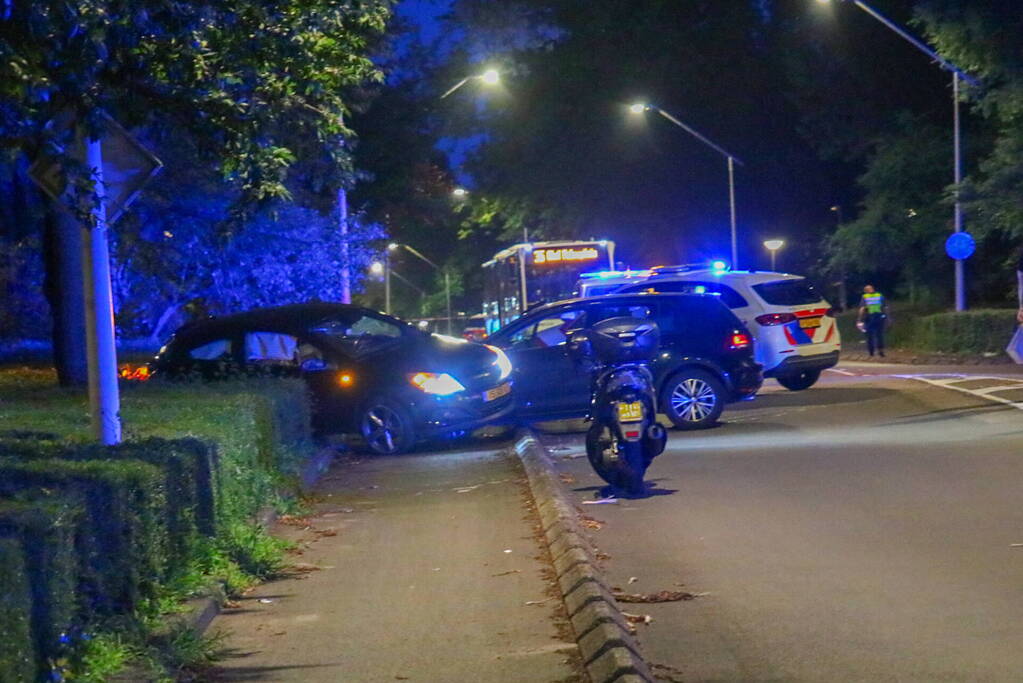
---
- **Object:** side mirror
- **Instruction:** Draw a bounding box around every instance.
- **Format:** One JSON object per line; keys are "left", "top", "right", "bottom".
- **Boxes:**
{"left": 300, "top": 358, "right": 329, "bottom": 373}
{"left": 568, "top": 331, "right": 592, "bottom": 357}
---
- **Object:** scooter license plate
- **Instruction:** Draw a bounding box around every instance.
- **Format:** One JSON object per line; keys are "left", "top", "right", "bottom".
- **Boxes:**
{"left": 616, "top": 401, "right": 644, "bottom": 423}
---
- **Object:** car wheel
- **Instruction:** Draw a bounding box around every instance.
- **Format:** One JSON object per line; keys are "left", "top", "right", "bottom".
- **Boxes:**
{"left": 660, "top": 369, "right": 725, "bottom": 430}
{"left": 776, "top": 370, "right": 820, "bottom": 391}
{"left": 358, "top": 397, "right": 416, "bottom": 454}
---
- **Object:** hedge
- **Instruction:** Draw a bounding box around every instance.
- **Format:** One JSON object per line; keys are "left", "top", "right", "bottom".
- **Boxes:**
{"left": 0, "top": 373, "right": 315, "bottom": 680}
{"left": 0, "top": 499, "right": 79, "bottom": 680}
{"left": 837, "top": 307, "right": 1018, "bottom": 356}
{"left": 0, "top": 437, "right": 220, "bottom": 567}
{"left": 0, "top": 537, "right": 35, "bottom": 683}
{"left": 0, "top": 457, "right": 167, "bottom": 617}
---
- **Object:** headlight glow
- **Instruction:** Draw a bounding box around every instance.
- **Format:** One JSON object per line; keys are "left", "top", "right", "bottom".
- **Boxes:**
{"left": 410, "top": 372, "right": 466, "bottom": 396}
{"left": 486, "top": 345, "right": 512, "bottom": 380}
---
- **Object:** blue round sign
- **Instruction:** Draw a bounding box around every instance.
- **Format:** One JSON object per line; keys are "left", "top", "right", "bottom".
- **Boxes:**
{"left": 945, "top": 232, "right": 976, "bottom": 260}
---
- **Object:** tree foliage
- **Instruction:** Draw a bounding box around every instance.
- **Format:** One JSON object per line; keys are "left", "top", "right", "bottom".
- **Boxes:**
{"left": 916, "top": 0, "right": 1023, "bottom": 245}
{"left": 1, "top": 0, "right": 391, "bottom": 202}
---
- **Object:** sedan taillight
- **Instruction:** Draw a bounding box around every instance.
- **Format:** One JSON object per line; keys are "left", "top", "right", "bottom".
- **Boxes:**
{"left": 755, "top": 312, "right": 796, "bottom": 326}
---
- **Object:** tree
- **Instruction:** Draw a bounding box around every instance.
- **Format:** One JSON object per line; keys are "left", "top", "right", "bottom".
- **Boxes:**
{"left": 1, "top": 0, "right": 391, "bottom": 381}
{"left": 827, "top": 114, "right": 952, "bottom": 305}
{"left": 916, "top": 1, "right": 1023, "bottom": 249}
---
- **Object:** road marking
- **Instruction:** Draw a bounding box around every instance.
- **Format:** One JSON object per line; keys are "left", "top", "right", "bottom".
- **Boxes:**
{"left": 896, "top": 373, "right": 1023, "bottom": 412}
{"left": 827, "top": 368, "right": 859, "bottom": 377}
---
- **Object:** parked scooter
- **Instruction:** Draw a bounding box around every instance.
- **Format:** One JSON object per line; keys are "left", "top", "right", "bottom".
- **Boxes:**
{"left": 570, "top": 317, "right": 667, "bottom": 495}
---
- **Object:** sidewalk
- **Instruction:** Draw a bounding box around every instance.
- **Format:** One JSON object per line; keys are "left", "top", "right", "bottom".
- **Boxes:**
{"left": 209, "top": 442, "right": 582, "bottom": 682}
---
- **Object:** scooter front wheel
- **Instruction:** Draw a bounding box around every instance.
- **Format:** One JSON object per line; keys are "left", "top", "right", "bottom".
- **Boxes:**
{"left": 585, "top": 423, "right": 647, "bottom": 495}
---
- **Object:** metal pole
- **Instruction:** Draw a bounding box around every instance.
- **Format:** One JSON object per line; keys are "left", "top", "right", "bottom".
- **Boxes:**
{"left": 445, "top": 270, "right": 452, "bottom": 335}
{"left": 728, "top": 157, "right": 738, "bottom": 268}
{"left": 338, "top": 187, "right": 351, "bottom": 304}
{"left": 384, "top": 251, "right": 391, "bottom": 314}
{"left": 953, "top": 73, "right": 966, "bottom": 311}
{"left": 83, "top": 135, "right": 122, "bottom": 445}
{"left": 440, "top": 77, "right": 470, "bottom": 99}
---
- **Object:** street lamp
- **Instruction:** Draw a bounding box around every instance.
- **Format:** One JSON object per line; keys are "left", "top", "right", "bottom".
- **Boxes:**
{"left": 629, "top": 102, "right": 745, "bottom": 268}
{"left": 816, "top": 0, "right": 980, "bottom": 311}
{"left": 389, "top": 243, "right": 453, "bottom": 334}
{"left": 441, "top": 68, "right": 501, "bottom": 99}
{"left": 452, "top": 187, "right": 469, "bottom": 198}
{"left": 763, "top": 239, "right": 785, "bottom": 271}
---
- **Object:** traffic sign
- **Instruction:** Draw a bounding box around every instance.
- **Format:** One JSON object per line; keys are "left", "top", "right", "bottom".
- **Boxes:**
{"left": 28, "top": 110, "right": 162, "bottom": 225}
{"left": 945, "top": 232, "right": 976, "bottom": 260}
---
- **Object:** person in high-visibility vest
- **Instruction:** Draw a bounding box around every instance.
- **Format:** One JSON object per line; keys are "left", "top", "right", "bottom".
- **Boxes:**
{"left": 858, "top": 284, "right": 889, "bottom": 357}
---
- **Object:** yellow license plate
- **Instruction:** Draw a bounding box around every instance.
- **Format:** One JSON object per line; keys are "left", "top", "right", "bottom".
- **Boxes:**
{"left": 617, "top": 401, "right": 644, "bottom": 423}
{"left": 799, "top": 317, "right": 821, "bottom": 330}
{"left": 484, "top": 383, "right": 511, "bottom": 402}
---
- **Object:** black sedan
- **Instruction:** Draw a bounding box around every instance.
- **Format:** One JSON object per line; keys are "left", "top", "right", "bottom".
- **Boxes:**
{"left": 151, "top": 303, "right": 514, "bottom": 453}
{"left": 487, "top": 293, "right": 762, "bottom": 429}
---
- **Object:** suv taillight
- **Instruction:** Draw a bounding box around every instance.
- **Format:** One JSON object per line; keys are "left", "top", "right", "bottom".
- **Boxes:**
{"left": 755, "top": 312, "right": 796, "bottom": 326}
{"left": 728, "top": 332, "right": 751, "bottom": 350}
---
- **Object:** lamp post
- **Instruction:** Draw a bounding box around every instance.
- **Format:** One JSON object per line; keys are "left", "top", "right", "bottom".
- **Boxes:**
{"left": 830, "top": 205, "right": 849, "bottom": 310}
{"left": 763, "top": 239, "right": 785, "bottom": 271}
{"left": 441, "top": 68, "right": 500, "bottom": 99}
{"left": 389, "top": 243, "right": 453, "bottom": 334}
{"left": 815, "top": 0, "right": 979, "bottom": 311}
{"left": 630, "top": 103, "right": 744, "bottom": 268}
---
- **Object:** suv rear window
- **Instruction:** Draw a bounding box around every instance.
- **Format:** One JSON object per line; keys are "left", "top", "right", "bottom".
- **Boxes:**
{"left": 752, "top": 279, "right": 823, "bottom": 306}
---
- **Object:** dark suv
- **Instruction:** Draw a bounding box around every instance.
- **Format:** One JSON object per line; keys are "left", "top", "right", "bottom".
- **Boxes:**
{"left": 487, "top": 293, "right": 762, "bottom": 429}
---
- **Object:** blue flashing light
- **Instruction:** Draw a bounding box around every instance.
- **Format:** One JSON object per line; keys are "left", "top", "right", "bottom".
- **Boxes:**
{"left": 710, "top": 260, "right": 729, "bottom": 272}
{"left": 579, "top": 269, "right": 653, "bottom": 280}
{"left": 694, "top": 285, "right": 707, "bottom": 294}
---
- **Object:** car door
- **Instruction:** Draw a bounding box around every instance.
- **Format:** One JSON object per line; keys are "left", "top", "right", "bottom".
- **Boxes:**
{"left": 497, "top": 306, "right": 589, "bottom": 417}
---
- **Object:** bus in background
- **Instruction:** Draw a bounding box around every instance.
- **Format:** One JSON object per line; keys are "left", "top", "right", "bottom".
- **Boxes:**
{"left": 482, "top": 240, "right": 615, "bottom": 334}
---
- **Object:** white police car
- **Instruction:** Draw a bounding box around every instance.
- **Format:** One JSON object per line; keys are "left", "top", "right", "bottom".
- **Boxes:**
{"left": 613, "top": 265, "right": 840, "bottom": 390}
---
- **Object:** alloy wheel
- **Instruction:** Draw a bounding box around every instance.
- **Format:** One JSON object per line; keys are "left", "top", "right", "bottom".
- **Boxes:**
{"left": 362, "top": 404, "right": 404, "bottom": 454}
{"left": 670, "top": 378, "right": 717, "bottom": 422}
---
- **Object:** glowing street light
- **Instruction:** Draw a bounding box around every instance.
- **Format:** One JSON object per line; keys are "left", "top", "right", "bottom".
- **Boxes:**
{"left": 441, "top": 68, "right": 501, "bottom": 99}
{"left": 763, "top": 239, "right": 785, "bottom": 271}
{"left": 814, "top": 0, "right": 980, "bottom": 311}
{"left": 369, "top": 261, "right": 384, "bottom": 276}
{"left": 629, "top": 102, "right": 745, "bottom": 268}
{"left": 452, "top": 187, "right": 469, "bottom": 198}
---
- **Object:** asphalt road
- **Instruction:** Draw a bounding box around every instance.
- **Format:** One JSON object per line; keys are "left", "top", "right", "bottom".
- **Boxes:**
{"left": 540, "top": 362, "right": 1023, "bottom": 682}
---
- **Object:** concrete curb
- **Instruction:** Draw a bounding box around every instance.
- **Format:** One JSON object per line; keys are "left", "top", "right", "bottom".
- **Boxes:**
{"left": 513, "top": 428, "right": 653, "bottom": 683}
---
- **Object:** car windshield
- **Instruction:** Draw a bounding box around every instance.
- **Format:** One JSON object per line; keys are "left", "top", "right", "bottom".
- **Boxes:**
{"left": 752, "top": 279, "right": 824, "bottom": 306}
{"left": 311, "top": 314, "right": 403, "bottom": 355}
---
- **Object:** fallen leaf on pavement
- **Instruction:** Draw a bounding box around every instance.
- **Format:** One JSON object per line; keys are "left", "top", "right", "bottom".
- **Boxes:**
{"left": 289, "top": 563, "right": 325, "bottom": 573}
{"left": 278, "top": 515, "right": 313, "bottom": 527}
{"left": 314, "top": 529, "right": 338, "bottom": 537}
{"left": 579, "top": 515, "right": 604, "bottom": 530}
{"left": 558, "top": 473, "right": 576, "bottom": 484}
{"left": 492, "top": 569, "right": 521, "bottom": 577}
{"left": 525, "top": 597, "right": 555, "bottom": 606}
{"left": 628, "top": 576, "right": 638, "bottom": 584}
{"left": 224, "top": 600, "right": 241, "bottom": 609}
{"left": 613, "top": 590, "right": 697, "bottom": 603}
{"left": 622, "top": 612, "right": 653, "bottom": 625}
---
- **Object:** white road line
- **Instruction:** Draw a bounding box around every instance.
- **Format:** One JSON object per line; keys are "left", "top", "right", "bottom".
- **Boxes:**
{"left": 899, "top": 374, "right": 1023, "bottom": 412}
{"left": 827, "top": 368, "right": 858, "bottom": 377}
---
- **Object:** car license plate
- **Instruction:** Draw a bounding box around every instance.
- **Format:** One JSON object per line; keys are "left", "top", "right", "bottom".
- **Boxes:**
{"left": 799, "top": 317, "right": 821, "bottom": 330}
{"left": 617, "top": 401, "right": 644, "bottom": 423}
{"left": 484, "top": 383, "right": 511, "bottom": 402}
